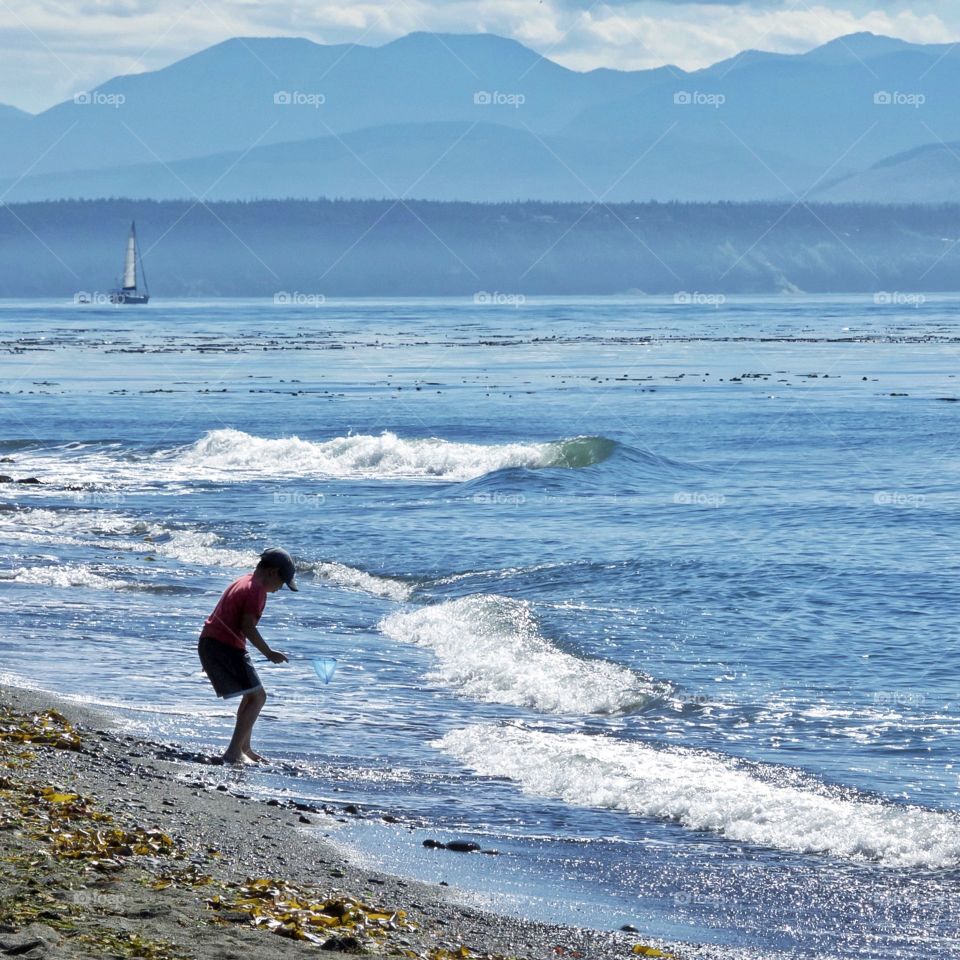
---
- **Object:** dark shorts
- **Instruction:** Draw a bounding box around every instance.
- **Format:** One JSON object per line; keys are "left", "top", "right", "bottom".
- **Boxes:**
{"left": 198, "top": 635, "right": 263, "bottom": 699}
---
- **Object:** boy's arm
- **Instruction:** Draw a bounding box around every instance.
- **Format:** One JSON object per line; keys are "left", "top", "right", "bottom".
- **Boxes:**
{"left": 241, "top": 613, "right": 288, "bottom": 663}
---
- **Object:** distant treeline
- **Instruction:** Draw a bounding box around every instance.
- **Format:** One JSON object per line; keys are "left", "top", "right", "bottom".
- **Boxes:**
{"left": 2, "top": 198, "right": 959, "bottom": 297}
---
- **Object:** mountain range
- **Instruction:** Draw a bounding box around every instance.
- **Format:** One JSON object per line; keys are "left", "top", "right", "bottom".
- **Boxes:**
{"left": 1, "top": 31, "right": 958, "bottom": 203}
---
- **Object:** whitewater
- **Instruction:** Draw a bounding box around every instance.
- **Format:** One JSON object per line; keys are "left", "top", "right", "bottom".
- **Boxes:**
{"left": 6, "top": 429, "right": 616, "bottom": 488}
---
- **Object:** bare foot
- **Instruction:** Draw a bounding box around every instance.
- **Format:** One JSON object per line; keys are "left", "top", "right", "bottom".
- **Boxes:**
{"left": 243, "top": 748, "right": 268, "bottom": 763}
{"left": 222, "top": 750, "right": 248, "bottom": 765}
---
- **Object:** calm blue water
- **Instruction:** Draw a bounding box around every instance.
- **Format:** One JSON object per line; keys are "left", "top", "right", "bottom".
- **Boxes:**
{"left": 1, "top": 296, "right": 959, "bottom": 958}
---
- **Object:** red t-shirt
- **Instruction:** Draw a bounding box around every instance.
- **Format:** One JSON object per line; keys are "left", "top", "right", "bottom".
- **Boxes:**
{"left": 202, "top": 573, "right": 266, "bottom": 650}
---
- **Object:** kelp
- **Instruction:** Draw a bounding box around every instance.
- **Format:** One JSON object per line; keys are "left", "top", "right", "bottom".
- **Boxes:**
{"left": 207, "top": 875, "right": 415, "bottom": 947}
{"left": 149, "top": 864, "right": 213, "bottom": 890}
{"left": 48, "top": 824, "right": 175, "bottom": 865}
{"left": 0, "top": 875, "right": 84, "bottom": 931}
{"left": 15, "top": 784, "right": 179, "bottom": 870}
{"left": 0, "top": 708, "right": 81, "bottom": 752}
{"left": 73, "top": 929, "right": 190, "bottom": 959}
{"left": 631, "top": 946, "right": 677, "bottom": 958}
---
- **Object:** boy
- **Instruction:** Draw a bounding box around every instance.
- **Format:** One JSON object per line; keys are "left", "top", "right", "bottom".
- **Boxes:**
{"left": 198, "top": 547, "right": 296, "bottom": 764}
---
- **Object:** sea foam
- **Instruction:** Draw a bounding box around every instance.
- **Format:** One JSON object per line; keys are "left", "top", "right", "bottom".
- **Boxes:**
{"left": 437, "top": 724, "right": 960, "bottom": 869}
{"left": 380, "top": 595, "right": 658, "bottom": 715}
{"left": 0, "top": 430, "right": 616, "bottom": 488}
{"left": 167, "top": 429, "right": 616, "bottom": 482}
{"left": 0, "top": 507, "right": 410, "bottom": 601}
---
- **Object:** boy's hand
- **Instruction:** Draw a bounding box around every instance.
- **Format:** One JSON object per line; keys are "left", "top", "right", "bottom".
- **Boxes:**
{"left": 266, "top": 649, "right": 289, "bottom": 664}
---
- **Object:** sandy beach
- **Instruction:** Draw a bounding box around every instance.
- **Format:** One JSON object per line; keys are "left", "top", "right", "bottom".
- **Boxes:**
{"left": 0, "top": 683, "right": 731, "bottom": 960}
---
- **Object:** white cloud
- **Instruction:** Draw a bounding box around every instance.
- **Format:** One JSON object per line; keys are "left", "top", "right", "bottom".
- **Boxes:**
{"left": 548, "top": 5, "right": 952, "bottom": 73}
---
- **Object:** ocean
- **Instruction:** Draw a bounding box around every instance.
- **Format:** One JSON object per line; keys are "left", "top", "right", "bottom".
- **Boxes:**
{"left": 1, "top": 295, "right": 958, "bottom": 958}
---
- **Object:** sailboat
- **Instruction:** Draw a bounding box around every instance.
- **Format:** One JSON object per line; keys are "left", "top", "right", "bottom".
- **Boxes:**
{"left": 110, "top": 221, "right": 149, "bottom": 304}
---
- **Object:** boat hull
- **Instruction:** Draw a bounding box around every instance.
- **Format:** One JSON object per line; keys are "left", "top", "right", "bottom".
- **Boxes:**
{"left": 110, "top": 290, "right": 149, "bottom": 305}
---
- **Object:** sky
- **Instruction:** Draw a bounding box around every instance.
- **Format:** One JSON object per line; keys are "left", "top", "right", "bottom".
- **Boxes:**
{"left": 0, "top": 0, "right": 954, "bottom": 113}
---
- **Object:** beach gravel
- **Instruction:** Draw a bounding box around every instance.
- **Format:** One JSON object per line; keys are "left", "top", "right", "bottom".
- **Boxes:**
{"left": 0, "top": 684, "right": 749, "bottom": 960}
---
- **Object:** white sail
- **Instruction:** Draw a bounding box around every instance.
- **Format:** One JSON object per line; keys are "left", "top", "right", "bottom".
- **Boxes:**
{"left": 123, "top": 226, "right": 137, "bottom": 290}
{"left": 110, "top": 221, "right": 149, "bottom": 304}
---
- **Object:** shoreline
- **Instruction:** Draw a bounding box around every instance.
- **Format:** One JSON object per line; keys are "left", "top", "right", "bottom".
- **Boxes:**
{"left": 0, "top": 681, "right": 741, "bottom": 960}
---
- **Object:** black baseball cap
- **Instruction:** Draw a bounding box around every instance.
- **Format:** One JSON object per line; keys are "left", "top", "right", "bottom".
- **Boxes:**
{"left": 259, "top": 547, "right": 299, "bottom": 591}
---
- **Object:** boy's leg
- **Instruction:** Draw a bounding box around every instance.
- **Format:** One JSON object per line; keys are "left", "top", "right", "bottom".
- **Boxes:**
{"left": 240, "top": 708, "right": 268, "bottom": 763}
{"left": 223, "top": 688, "right": 266, "bottom": 763}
